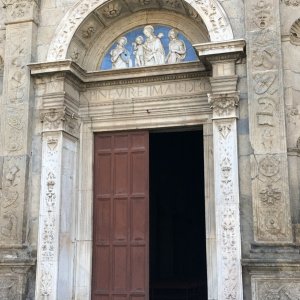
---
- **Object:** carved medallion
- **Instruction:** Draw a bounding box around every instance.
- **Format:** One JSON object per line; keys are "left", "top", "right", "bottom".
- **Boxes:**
{"left": 258, "top": 155, "right": 280, "bottom": 179}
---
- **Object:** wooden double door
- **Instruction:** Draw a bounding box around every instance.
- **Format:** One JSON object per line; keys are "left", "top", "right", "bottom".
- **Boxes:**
{"left": 93, "top": 131, "right": 149, "bottom": 300}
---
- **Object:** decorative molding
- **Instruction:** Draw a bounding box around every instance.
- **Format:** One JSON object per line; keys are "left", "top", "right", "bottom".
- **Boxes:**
{"left": 46, "top": 0, "right": 233, "bottom": 60}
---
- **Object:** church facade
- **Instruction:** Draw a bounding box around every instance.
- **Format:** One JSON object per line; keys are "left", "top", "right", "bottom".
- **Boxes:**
{"left": 0, "top": 0, "right": 300, "bottom": 299}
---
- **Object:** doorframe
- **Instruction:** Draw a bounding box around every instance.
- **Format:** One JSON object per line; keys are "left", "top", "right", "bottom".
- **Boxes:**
{"left": 75, "top": 121, "right": 216, "bottom": 300}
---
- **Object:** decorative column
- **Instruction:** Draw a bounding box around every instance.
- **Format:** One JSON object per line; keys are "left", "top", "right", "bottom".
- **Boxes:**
{"left": 194, "top": 40, "right": 245, "bottom": 300}
{"left": 34, "top": 70, "right": 80, "bottom": 299}
{"left": 245, "top": 0, "right": 293, "bottom": 243}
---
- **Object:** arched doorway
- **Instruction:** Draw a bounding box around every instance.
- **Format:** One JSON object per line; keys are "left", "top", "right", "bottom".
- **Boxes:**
{"left": 33, "top": 0, "right": 244, "bottom": 299}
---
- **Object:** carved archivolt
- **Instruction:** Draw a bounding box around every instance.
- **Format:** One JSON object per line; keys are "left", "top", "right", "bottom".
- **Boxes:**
{"left": 290, "top": 18, "right": 300, "bottom": 46}
{"left": 47, "top": 0, "right": 233, "bottom": 61}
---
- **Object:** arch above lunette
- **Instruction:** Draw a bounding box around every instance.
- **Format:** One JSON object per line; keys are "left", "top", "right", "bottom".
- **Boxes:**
{"left": 46, "top": 0, "right": 234, "bottom": 61}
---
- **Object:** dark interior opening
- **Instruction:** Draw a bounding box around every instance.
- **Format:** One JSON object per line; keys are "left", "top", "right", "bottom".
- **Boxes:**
{"left": 150, "top": 130, "right": 208, "bottom": 300}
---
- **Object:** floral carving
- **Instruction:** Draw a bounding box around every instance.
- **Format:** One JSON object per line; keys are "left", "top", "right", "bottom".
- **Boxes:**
{"left": 40, "top": 264, "right": 53, "bottom": 296}
{"left": 218, "top": 124, "right": 231, "bottom": 139}
{"left": 290, "top": 18, "right": 300, "bottom": 46}
{"left": 259, "top": 184, "right": 281, "bottom": 205}
{"left": 208, "top": 94, "right": 239, "bottom": 117}
{"left": 40, "top": 109, "right": 65, "bottom": 130}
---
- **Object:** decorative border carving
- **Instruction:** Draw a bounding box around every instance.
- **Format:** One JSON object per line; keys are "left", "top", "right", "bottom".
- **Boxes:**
{"left": 46, "top": 0, "right": 233, "bottom": 60}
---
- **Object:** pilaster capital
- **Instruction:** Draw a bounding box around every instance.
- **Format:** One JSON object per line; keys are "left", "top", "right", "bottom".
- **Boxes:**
{"left": 4, "top": 0, "right": 39, "bottom": 24}
{"left": 40, "top": 107, "right": 80, "bottom": 138}
{"left": 208, "top": 92, "right": 239, "bottom": 119}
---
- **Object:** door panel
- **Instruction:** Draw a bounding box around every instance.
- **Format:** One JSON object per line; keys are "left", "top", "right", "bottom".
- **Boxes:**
{"left": 93, "top": 132, "right": 149, "bottom": 300}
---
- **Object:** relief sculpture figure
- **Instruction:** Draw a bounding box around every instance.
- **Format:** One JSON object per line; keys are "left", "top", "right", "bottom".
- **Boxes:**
{"left": 132, "top": 36, "right": 145, "bottom": 67}
{"left": 143, "top": 25, "right": 165, "bottom": 66}
{"left": 166, "top": 29, "right": 186, "bottom": 64}
{"left": 110, "top": 37, "right": 132, "bottom": 69}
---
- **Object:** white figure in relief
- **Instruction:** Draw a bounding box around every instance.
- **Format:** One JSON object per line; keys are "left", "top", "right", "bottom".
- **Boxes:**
{"left": 166, "top": 28, "right": 186, "bottom": 64}
{"left": 110, "top": 37, "right": 132, "bottom": 69}
{"left": 143, "top": 25, "right": 165, "bottom": 66}
{"left": 132, "top": 36, "right": 145, "bottom": 67}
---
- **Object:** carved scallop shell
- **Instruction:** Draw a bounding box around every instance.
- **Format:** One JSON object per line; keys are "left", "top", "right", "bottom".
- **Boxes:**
{"left": 290, "top": 18, "right": 300, "bottom": 46}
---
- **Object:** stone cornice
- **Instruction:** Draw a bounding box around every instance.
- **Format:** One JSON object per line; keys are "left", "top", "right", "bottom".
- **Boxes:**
{"left": 193, "top": 39, "right": 246, "bottom": 63}
{"left": 29, "top": 60, "right": 210, "bottom": 88}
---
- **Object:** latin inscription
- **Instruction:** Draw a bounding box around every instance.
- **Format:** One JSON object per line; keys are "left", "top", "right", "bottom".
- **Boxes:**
{"left": 84, "top": 79, "right": 211, "bottom": 102}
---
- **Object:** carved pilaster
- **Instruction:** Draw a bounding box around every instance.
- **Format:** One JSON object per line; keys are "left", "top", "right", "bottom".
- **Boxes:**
{"left": 35, "top": 71, "right": 80, "bottom": 299}
{"left": 194, "top": 40, "right": 245, "bottom": 300}
{"left": 0, "top": 0, "right": 37, "bottom": 252}
{"left": 211, "top": 94, "right": 243, "bottom": 300}
{"left": 35, "top": 130, "right": 77, "bottom": 299}
{"left": 245, "top": 0, "right": 293, "bottom": 243}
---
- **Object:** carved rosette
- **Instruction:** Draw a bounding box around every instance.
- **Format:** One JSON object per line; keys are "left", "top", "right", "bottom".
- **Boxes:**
{"left": 246, "top": 0, "right": 293, "bottom": 243}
